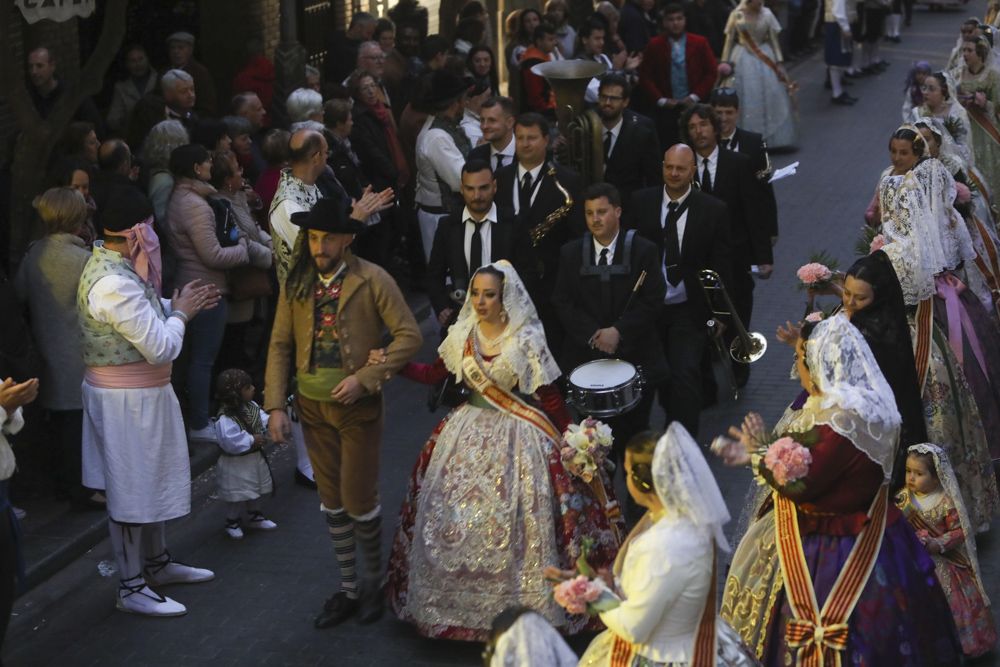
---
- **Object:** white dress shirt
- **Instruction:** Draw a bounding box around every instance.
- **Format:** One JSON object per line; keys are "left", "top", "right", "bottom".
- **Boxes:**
{"left": 463, "top": 202, "right": 499, "bottom": 270}
{"left": 697, "top": 146, "right": 719, "bottom": 191}
{"left": 490, "top": 135, "right": 516, "bottom": 172}
{"left": 592, "top": 231, "right": 619, "bottom": 265}
{"left": 585, "top": 53, "right": 614, "bottom": 103}
{"left": 415, "top": 115, "right": 466, "bottom": 207}
{"left": 87, "top": 274, "right": 185, "bottom": 366}
{"left": 721, "top": 132, "right": 739, "bottom": 152}
{"left": 513, "top": 162, "right": 545, "bottom": 214}
{"left": 661, "top": 185, "right": 692, "bottom": 304}
{"left": 461, "top": 108, "right": 483, "bottom": 146}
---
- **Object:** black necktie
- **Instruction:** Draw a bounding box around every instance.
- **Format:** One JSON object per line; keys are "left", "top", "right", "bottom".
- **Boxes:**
{"left": 701, "top": 158, "right": 712, "bottom": 194}
{"left": 494, "top": 154, "right": 504, "bottom": 172}
{"left": 604, "top": 130, "right": 613, "bottom": 160}
{"left": 598, "top": 247, "right": 609, "bottom": 266}
{"left": 469, "top": 220, "right": 484, "bottom": 274}
{"left": 520, "top": 171, "right": 534, "bottom": 211}
{"left": 664, "top": 200, "right": 688, "bottom": 286}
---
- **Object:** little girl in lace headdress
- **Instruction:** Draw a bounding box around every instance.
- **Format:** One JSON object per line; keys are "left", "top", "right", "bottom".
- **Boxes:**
{"left": 214, "top": 369, "right": 277, "bottom": 540}
{"left": 896, "top": 444, "right": 997, "bottom": 657}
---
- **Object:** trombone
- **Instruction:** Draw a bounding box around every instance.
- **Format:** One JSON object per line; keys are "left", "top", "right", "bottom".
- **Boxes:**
{"left": 699, "top": 269, "right": 767, "bottom": 398}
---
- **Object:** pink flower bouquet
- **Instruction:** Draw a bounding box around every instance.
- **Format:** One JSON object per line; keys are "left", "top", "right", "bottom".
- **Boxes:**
{"left": 763, "top": 436, "right": 812, "bottom": 487}
{"left": 954, "top": 181, "right": 971, "bottom": 205}
{"left": 869, "top": 234, "right": 886, "bottom": 253}
{"left": 804, "top": 311, "right": 824, "bottom": 324}
{"left": 552, "top": 575, "right": 620, "bottom": 616}
{"left": 796, "top": 262, "right": 833, "bottom": 287}
{"left": 561, "top": 418, "right": 613, "bottom": 483}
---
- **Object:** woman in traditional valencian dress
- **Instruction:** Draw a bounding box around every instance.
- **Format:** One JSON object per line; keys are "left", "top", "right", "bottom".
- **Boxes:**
{"left": 951, "top": 36, "right": 1000, "bottom": 192}
{"left": 384, "top": 261, "right": 621, "bottom": 641}
{"left": 908, "top": 73, "right": 976, "bottom": 176}
{"left": 839, "top": 253, "right": 999, "bottom": 531}
{"left": 577, "top": 424, "right": 758, "bottom": 667}
{"left": 717, "top": 314, "right": 962, "bottom": 666}
{"left": 720, "top": 0, "right": 797, "bottom": 149}
{"left": 875, "top": 126, "right": 1000, "bottom": 493}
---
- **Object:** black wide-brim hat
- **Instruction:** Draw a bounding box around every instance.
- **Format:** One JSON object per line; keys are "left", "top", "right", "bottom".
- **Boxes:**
{"left": 420, "top": 70, "right": 473, "bottom": 107}
{"left": 290, "top": 197, "right": 364, "bottom": 234}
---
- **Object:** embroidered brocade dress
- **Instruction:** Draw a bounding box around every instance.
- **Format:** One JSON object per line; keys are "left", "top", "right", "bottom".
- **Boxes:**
{"left": 953, "top": 65, "right": 1000, "bottom": 196}
{"left": 720, "top": 8, "right": 798, "bottom": 149}
{"left": 722, "top": 425, "right": 962, "bottom": 666}
{"left": 385, "top": 346, "right": 621, "bottom": 641}
{"left": 896, "top": 489, "right": 998, "bottom": 657}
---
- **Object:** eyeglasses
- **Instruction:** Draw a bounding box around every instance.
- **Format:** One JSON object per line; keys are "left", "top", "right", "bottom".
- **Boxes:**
{"left": 597, "top": 94, "right": 624, "bottom": 102}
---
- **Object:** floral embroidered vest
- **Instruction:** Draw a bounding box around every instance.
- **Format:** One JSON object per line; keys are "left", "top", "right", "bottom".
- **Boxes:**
{"left": 310, "top": 275, "right": 346, "bottom": 370}
{"left": 77, "top": 244, "right": 167, "bottom": 367}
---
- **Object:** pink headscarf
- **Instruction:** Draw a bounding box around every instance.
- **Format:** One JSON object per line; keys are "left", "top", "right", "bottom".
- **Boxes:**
{"left": 104, "top": 217, "right": 163, "bottom": 296}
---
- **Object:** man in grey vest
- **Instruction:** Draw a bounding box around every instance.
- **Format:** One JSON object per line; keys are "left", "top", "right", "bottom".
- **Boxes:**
{"left": 414, "top": 70, "right": 472, "bottom": 264}
{"left": 78, "top": 201, "right": 219, "bottom": 617}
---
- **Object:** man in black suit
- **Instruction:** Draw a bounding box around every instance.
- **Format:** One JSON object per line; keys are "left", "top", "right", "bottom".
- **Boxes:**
{"left": 630, "top": 144, "right": 731, "bottom": 437}
{"left": 495, "top": 113, "right": 584, "bottom": 351}
{"left": 466, "top": 97, "right": 516, "bottom": 173}
{"left": 597, "top": 73, "right": 662, "bottom": 215}
{"left": 682, "top": 104, "right": 773, "bottom": 386}
{"left": 553, "top": 183, "right": 667, "bottom": 467}
{"left": 710, "top": 87, "right": 779, "bottom": 243}
{"left": 427, "top": 159, "right": 536, "bottom": 333}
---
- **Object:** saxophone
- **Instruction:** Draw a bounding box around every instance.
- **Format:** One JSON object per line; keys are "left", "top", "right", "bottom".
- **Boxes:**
{"left": 529, "top": 165, "right": 573, "bottom": 247}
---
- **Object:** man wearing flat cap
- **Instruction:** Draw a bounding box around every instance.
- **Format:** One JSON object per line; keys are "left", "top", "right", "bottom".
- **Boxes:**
{"left": 264, "top": 197, "right": 421, "bottom": 629}
{"left": 166, "top": 31, "right": 217, "bottom": 116}
{"left": 414, "top": 70, "right": 473, "bottom": 265}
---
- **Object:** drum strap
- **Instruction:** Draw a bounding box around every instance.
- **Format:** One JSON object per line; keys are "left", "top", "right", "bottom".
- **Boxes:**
{"left": 580, "top": 230, "right": 634, "bottom": 282}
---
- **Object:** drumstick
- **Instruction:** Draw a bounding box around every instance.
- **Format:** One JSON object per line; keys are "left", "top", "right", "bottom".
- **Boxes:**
{"left": 619, "top": 270, "right": 647, "bottom": 316}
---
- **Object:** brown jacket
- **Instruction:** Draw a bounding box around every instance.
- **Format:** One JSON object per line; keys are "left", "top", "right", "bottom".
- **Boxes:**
{"left": 167, "top": 178, "right": 250, "bottom": 294}
{"left": 263, "top": 250, "right": 422, "bottom": 411}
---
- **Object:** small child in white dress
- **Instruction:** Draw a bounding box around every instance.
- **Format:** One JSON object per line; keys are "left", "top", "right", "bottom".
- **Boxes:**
{"left": 214, "top": 369, "right": 277, "bottom": 539}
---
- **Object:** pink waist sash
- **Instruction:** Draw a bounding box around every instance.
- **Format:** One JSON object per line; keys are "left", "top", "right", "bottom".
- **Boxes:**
{"left": 85, "top": 361, "right": 172, "bottom": 389}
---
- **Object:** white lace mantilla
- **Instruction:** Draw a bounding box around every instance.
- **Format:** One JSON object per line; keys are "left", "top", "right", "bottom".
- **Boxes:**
{"left": 439, "top": 260, "right": 561, "bottom": 393}
{"left": 878, "top": 170, "right": 938, "bottom": 305}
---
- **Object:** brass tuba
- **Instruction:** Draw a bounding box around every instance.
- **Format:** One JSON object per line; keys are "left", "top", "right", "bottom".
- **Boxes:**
{"left": 529, "top": 60, "right": 606, "bottom": 184}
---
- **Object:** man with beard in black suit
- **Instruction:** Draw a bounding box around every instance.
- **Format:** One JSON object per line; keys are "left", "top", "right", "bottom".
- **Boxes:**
{"left": 495, "top": 113, "right": 584, "bottom": 353}
{"left": 681, "top": 104, "right": 772, "bottom": 387}
{"left": 426, "top": 159, "right": 536, "bottom": 334}
{"left": 597, "top": 73, "right": 661, "bottom": 214}
{"left": 629, "top": 144, "right": 731, "bottom": 436}
{"left": 710, "top": 87, "right": 779, "bottom": 245}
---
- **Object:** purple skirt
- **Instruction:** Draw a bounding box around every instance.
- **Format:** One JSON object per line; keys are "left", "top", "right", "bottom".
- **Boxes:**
{"left": 763, "top": 518, "right": 962, "bottom": 666}
{"left": 934, "top": 288, "right": 1000, "bottom": 461}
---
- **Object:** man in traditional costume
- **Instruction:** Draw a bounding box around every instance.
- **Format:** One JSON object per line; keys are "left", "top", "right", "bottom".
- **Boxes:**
{"left": 264, "top": 197, "right": 422, "bottom": 628}
{"left": 79, "top": 197, "right": 219, "bottom": 616}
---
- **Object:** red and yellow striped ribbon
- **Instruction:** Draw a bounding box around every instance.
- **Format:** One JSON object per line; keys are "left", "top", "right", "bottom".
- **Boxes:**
{"left": 913, "top": 299, "right": 934, "bottom": 393}
{"left": 773, "top": 486, "right": 889, "bottom": 667}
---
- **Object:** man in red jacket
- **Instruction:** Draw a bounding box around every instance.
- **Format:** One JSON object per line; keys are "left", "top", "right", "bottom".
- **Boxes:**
{"left": 520, "top": 23, "right": 562, "bottom": 118}
{"left": 638, "top": 4, "right": 718, "bottom": 150}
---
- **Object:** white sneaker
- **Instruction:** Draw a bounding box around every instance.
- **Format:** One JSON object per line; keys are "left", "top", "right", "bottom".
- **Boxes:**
{"left": 144, "top": 553, "right": 215, "bottom": 585}
{"left": 224, "top": 519, "right": 244, "bottom": 540}
{"left": 245, "top": 510, "right": 277, "bottom": 531}
{"left": 12, "top": 506, "right": 25, "bottom": 520}
{"left": 187, "top": 424, "right": 218, "bottom": 443}
{"left": 116, "top": 581, "right": 187, "bottom": 617}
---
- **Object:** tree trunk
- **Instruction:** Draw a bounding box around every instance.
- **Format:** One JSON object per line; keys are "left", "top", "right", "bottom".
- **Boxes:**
{"left": 0, "top": 0, "right": 129, "bottom": 268}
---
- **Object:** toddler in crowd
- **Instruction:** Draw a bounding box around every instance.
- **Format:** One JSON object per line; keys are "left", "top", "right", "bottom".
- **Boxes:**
{"left": 896, "top": 443, "right": 997, "bottom": 657}
{"left": 214, "top": 369, "right": 277, "bottom": 540}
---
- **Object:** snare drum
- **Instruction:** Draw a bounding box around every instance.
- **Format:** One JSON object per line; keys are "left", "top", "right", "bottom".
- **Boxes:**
{"left": 567, "top": 359, "right": 643, "bottom": 418}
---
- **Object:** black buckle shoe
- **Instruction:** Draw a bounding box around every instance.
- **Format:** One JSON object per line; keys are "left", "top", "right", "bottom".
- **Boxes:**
{"left": 314, "top": 591, "right": 359, "bottom": 628}
{"left": 357, "top": 582, "right": 385, "bottom": 625}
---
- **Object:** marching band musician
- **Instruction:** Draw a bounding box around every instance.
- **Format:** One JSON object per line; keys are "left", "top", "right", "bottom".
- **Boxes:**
{"left": 426, "top": 159, "right": 537, "bottom": 336}
{"left": 630, "top": 144, "right": 731, "bottom": 438}
{"left": 495, "top": 112, "right": 584, "bottom": 355}
{"left": 552, "top": 183, "right": 666, "bottom": 518}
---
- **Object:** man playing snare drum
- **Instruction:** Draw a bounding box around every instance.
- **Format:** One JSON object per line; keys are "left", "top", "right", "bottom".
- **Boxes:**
{"left": 551, "top": 182, "right": 666, "bottom": 485}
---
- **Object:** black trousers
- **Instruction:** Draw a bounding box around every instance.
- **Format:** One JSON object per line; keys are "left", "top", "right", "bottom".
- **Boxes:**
{"left": 0, "top": 482, "right": 18, "bottom": 664}
{"left": 657, "top": 301, "right": 707, "bottom": 438}
{"left": 47, "top": 410, "right": 84, "bottom": 498}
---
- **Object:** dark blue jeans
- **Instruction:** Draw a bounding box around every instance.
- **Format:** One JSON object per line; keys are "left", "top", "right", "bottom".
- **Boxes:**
{"left": 184, "top": 299, "right": 228, "bottom": 430}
